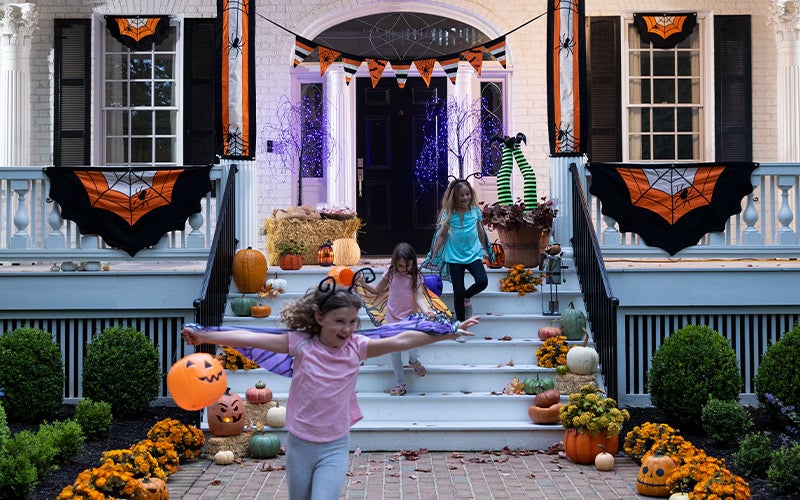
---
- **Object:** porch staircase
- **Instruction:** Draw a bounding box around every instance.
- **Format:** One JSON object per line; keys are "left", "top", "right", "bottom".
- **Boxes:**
{"left": 203, "top": 260, "right": 601, "bottom": 451}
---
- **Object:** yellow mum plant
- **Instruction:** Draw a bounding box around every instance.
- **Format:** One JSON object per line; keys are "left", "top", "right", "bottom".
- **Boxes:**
{"left": 218, "top": 345, "right": 259, "bottom": 370}
{"left": 146, "top": 418, "right": 205, "bottom": 461}
{"left": 624, "top": 421, "right": 681, "bottom": 465}
{"left": 499, "top": 264, "right": 541, "bottom": 296}
{"left": 56, "top": 459, "right": 146, "bottom": 499}
{"left": 558, "top": 385, "right": 630, "bottom": 437}
{"left": 536, "top": 335, "right": 571, "bottom": 368}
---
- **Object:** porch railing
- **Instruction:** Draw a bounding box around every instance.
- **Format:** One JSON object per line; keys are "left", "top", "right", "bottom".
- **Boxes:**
{"left": 0, "top": 165, "right": 225, "bottom": 262}
{"left": 579, "top": 162, "right": 800, "bottom": 258}
{"left": 570, "top": 163, "right": 620, "bottom": 400}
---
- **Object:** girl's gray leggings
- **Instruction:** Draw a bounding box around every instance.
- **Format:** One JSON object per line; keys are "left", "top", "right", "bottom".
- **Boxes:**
{"left": 286, "top": 431, "right": 350, "bottom": 500}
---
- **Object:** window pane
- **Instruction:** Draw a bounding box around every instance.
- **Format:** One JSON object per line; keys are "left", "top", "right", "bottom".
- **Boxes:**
{"left": 155, "top": 110, "right": 176, "bottom": 135}
{"left": 677, "top": 51, "right": 695, "bottom": 76}
{"left": 130, "top": 56, "right": 152, "bottom": 79}
{"left": 630, "top": 79, "right": 650, "bottom": 103}
{"left": 629, "top": 52, "right": 650, "bottom": 76}
{"left": 653, "top": 135, "right": 675, "bottom": 159}
{"left": 653, "top": 79, "right": 674, "bottom": 103}
{"left": 106, "top": 110, "right": 128, "bottom": 135}
{"left": 159, "top": 28, "right": 177, "bottom": 50}
{"left": 106, "top": 82, "right": 127, "bottom": 107}
{"left": 131, "top": 138, "right": 152, "bottom": 163}
{"left": 106, "top": 137, "right": 127, "bottom": 163}
{"left": 154, "top": 54, "right": 174, "bottom": 79}
{"left": 130, "top": 82, "right": 152, "bottom": 106}
{"left": 480, "top": 81, "right": 503, "bottom": 176}
{"left": 676, "top": 108, "right": 695, "bottom": 132}
{"left": 155, "top": 138, "right": 175, "bottom": 163}
{"left": 628, "top": 108, "right": 643, "bottom": 133}
{"left": 105, "top": 30, "right": 125, "bottom": 51}
{"left": 154, "top": 81, "right": 174, "bottom": 106}
{"left": 106, "top": 53, "right": 127, "bottom": 79}
{"left": 653, "top": 52, "right": 675, "bottom": 76}
{"left": 630, "top": 134, "right": 648, "bottom": 160}
{"left": 653, "top": 108, "right": 674, "bottom": 132}
{"left": 131, "top": 110, "right": 152, "bottom": 135}
{"left": 677, "top": 134, "right": 697, "bottom": 159}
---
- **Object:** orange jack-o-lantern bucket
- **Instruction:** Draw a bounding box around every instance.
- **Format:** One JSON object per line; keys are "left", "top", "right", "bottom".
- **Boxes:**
{"left": 167, "top": 352, "right": 227, "bottom": 410}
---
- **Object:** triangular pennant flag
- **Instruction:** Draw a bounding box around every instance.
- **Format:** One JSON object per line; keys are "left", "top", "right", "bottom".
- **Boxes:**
{"left": 341, "top": 56, "right": 363, "bottom": 85}
{"left": 366, "top": 58, "right": 388, "bottom": 88}
{"left": 438, "top": 54, "right": 460, "bottom": 84}
{"left": 486, "top": 36, "right": 507, "bottom": 67}
{"left": 461, "top": 48, "right": 484, "bottom": 75}
{"left": 318, "top": 46, "right": 342, "bottom": 76}
{"left": 294, "top": 36, "right": 317, "bottom": 67}
{"left": 414, "top": 58, "right": 436, "bottom": 87}
{"left": 391, "top": 61, "right": 411, "bottom": 88}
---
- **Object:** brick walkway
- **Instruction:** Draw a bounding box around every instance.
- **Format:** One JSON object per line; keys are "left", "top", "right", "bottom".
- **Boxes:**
{"left": 166, "top": 449, "right": 644, "bottom": 499}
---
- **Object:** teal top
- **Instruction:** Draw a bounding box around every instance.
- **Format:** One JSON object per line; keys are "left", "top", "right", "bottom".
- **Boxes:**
{"left": 440, "top": 206, "right": 484, "bottom": 264}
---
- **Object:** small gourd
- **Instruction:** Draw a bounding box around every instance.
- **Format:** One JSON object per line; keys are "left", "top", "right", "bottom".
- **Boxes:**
{"left": 249, "top": 431, "right": 282, "bottom": 458}
{"left": 594, "top": 444, "right": 615, "bottom": 471}
{"left": 250, "top": 304, "right": 272, "bottom": 318}
{"left": 214, "top": 450, "right": 236, "bottom": 465}
{"left": 231, "top": 295, "right": 257, "bottom": 316}
{"left": 559, "top": 301, "right": 587, "bottom": 340}
{"left": 332, "top": 238, "right": 361, "bottom": 266}
{"left": 523, "top": 376, "right": 555, "bottom": 395}
{"left": 245, "top": 380, "right": 273, "bottom": 404}
{"left": 266, "top": 277, "right": 287, "bottom": 292}
{"left": 533, "top": 389, "right": 561, "bottom": 408}
{"left": 566, "top": 329, "right": 599, "bottom": 375}
{"left": 668, "top": 494, "right": 690, "bottom": 500}
{"left": 266, "top": 400, "right": 287, "bottom": 428}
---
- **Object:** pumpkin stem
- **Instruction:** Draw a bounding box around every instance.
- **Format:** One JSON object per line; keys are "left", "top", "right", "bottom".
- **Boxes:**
{"left": 597, "top": 443, "right": 606, "bottom": 451}
{"left": 581, "top": 328, "right": 590, "bottom": 347}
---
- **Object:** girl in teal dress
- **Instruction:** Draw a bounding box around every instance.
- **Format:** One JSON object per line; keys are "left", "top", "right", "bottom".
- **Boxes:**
{"left": 429, "top": 179, "right": 492, "bottom": 321}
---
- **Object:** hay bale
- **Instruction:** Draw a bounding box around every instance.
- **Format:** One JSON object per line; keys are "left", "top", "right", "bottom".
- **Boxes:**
{"left": 206, "top": 431, "right": 252, "bottom": 458}
{"left": 555, "top": 373, "right": 598, "bottom": 395}
{"left": 264, "top": 217, "right": 362, "bottom": 265}
{"left": 245, "top": 401, "right": 277, "bottom": 429}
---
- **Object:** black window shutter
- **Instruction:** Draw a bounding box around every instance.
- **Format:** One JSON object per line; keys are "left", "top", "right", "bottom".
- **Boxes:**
{"left": 54, "top": 19, "right": 91, "bottom": 167}
{"left": 586, "top": 16, "right": 621, "bottom": 162}
{"left": 714, "top": 16, "right": 752, "bottom": 162}
{"left": 184, "top": 18, "right": 219, "bottom": 166}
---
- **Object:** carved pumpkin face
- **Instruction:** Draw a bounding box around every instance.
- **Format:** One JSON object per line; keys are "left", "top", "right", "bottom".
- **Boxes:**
{"left": 636, "top": 452, "right": 677, "bottom": 497}
{"left": 167, "top": 353, "right": 227, "bottom": 411}
{"left": 207, "top": 387, "right": 246, "bottom": 436}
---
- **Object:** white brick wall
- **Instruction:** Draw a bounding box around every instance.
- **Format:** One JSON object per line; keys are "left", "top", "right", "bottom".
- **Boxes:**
{"left": 18, "top": 0, "right": 783, "bottom": 249}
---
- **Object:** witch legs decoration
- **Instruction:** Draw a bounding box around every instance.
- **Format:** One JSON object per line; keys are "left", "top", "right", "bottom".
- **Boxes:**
{"left": 494, "top": 133, "right": 538, "bottom": 208}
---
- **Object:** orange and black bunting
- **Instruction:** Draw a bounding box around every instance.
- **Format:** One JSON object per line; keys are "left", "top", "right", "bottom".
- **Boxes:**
{"left": 586, "top": 162, "right": 757, "bottom": 255}
{"left": 44, "top": 166, "right": 212, "bottom": 257}
{"left": 633, "top": 13, "right": 697, "bottom": 49}
{"left": 105, "top": 16, "right": 170, "bottom": 51}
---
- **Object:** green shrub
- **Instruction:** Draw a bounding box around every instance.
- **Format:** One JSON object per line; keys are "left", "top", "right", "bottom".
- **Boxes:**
{"left": 755, "top": 324, "right": 800, "bottom": 421}
{"left": 5, "top": 429, "right": 56, "bottom": 479}
{"left": 75, "top": 398, "right": 113, "bottom": 440}
{"left": 0, "top": 403, "right": 9, "bottom": 451}
{"left": 82, "top": 326, "right": 161, "bottom": 418}
{"left": 37, "top": 419, "right": 85, "bottom": 463}
{"left": 768, "top": 442, "right": 800, "bottom": 497}
{"left": 647, "top": 324, "right": 742, "bottom": 427}
{"left": 0, "top": 327, "right": 65, "bottom": 422}
{"left": 0, "top": 453, "right": 37, "bottom": 500}
{"left": 733, "top": 431, "right": 772, "bottom": 478}
{"left": 701, "top": 398, "right": 753, "bottom": 444}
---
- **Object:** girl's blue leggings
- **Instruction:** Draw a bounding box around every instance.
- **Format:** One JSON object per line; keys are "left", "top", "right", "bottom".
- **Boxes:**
{"left": 286, "top": 432, "right": 350, "bottom": 500}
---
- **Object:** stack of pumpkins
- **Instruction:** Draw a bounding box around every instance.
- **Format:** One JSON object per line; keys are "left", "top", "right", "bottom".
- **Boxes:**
{"left": 230, "top": 247, "right": 272, "bottom": 318}
{"left": 524, "top": 375, "right": 563, "bottom": 424}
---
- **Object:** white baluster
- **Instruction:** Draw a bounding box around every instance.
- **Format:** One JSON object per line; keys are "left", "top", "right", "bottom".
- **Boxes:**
{"left": 776, "top": 175, "right": 797, "bottom": 245}
{"left": 741, "top": 173, "right": 762, "bottom": 244}
{"left": 81, "top": 234, "right": 100, "bottom": 249}
{"left": 602, "top": 215, "right": 621, "bottom": 246}
{"left": 9, "top": 179, "right": 30, "bottom": 249}
{"left": 45, "top": 200, "right": 65, "bottom": 248}
{"left": 186, "top": 212, "right": 204, "bottom": 248}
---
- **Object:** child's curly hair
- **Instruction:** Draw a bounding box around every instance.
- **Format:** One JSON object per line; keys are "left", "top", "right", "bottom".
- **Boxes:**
{"left": 281, "top": 284, "right": 363, "bottom": 335}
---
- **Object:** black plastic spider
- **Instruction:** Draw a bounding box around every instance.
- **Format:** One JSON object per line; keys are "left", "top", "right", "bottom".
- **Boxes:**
{"left": 224, "top": 127, "right": 249, "bottom": 157}
{"left": 555, "top": 123, "right": 577, "bottom": 152}
{"left": 226, "top": 33, "right": 245, "bottom": 57}
{"left": 556, "top": 33, "right": 576, "bottom": 56}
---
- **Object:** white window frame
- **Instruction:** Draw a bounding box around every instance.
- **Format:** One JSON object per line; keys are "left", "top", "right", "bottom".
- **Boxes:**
{"left": 621, "top": 12, "right": 715, "bottom": 163}
{"left": 93, "top": 16, "right": 184, "bottom": 167}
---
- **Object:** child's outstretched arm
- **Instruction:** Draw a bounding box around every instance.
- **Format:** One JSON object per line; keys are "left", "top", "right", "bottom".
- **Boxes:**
{"left": 182, "top": 326, "right": 290, "bottom": 354}
{"left": 365, "top": 316, "right": 479, "bottom": 358}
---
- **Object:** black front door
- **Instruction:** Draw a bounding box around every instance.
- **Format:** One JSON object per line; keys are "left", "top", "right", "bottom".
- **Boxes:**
{"left": 356, "top": 77, "right": 448, "bottom": 256}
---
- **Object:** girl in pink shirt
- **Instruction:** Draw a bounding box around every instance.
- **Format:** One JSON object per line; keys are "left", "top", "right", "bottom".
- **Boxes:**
{"left": 181, "top": 275, "right": 478, "bottom": 500}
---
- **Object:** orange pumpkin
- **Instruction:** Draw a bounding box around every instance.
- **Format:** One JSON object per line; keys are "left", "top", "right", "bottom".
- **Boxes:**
{"left": 232, "top": 247, "right": 268, "bottom": 293}
{"left": 207, "top": 387, "right": 246, "bottom": 437}
{"left": 528, "top": 402, "right": 563, "bottom": 424}
{"left": 245, "top": 380, "right": 273, "bottom": 404}
{"left": 563, "top": 428, "right": 620, "bottom": 465}
{"left": 537, "top": 325, "right": 562, "bottom": 340}
{"left": 487, "top": 240, "right": 505, "bottom": 268}
{"left": 279, "top": 253, "right": 303, "bottom": 270}
{"left": 637, "top": 452, "right": 677, "bottom": 497}
{"left": 167, "top": 353, "right": 227, "bottom": 411}
{"left": 534, "top": 389, "right": 561, "bottom": 408}
{"left": 327, "top": 265, "right": 354, "bottom": 287}
{"left": 138, "top": 476, "right": 169, "bottom": 500}
{"left": 250, "top": 304, "right": 271, "bottom": 318}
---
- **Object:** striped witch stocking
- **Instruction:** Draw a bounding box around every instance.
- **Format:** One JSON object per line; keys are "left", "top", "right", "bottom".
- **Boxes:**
{"left": 495, "top": 133, "right": 538, "bottom": 208}
{"left": 496, "top": 145, "right": 515, "bottom": 205}
{"left": 512, "top": 147, "right": 538, "bottom": 209}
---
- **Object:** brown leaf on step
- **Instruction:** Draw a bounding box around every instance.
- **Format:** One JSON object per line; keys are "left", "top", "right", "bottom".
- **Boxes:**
{"left": 490, "top": 390, "right": 503, "bottom": 395}
{"left": 260, "top": 462, "right": 286, "bottom": 472}
{"left": 450, "top": 452, "right": 464, "bottom": 459}
{"left": 209, "top": 480, "right": 223, "bottom": 485}
{"left": 498, "top": 335, "right": 513, "bottom": 341}
{"left": 484, "top": 336, "right": 493, "bottom": 340}
{"left": 399, "top": 448, "right": 428, "bottom": 460}
{"left": 545, "top": 442, "right": 564, "bottom": 455}
{"left": 415, "top": 468, "right": 431, "bottom": 473}
{"left": 449, "top": 464, "right": 459, "bottom": 470}
{"left": 530, "top": 473, "right": 536, "bottom": 479}
{"left": 460, "top": 390, "right": 472, "bottom": 394}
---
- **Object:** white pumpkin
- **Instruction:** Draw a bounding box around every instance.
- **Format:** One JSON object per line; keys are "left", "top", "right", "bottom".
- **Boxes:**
{"left": 566, "top": 329, "right": 599, "bottom": 375}
{"left": 214, "top": 450, "right": 235, "bottom": 465}
{"left": 266, "top": 277, "right": 288, "bottom": 292}
{"left": 594, "top": 450, "right": 615, "bottom": 471}
{"left": 266, "top": 401, "right": 287, "bottom": 428}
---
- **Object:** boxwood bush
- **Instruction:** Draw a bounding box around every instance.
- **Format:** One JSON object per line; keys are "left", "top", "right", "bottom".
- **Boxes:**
{"left": 0, "top": 327, "right": 65, "bottom": 422}
{"left": 754, "top": 324, "right": 800, "bottom": 421}
{"left": 647, "top": 324, "right": 742, "bottom": 427}
{"left": 82, "top": 326, "right": 161, "bottom": 418}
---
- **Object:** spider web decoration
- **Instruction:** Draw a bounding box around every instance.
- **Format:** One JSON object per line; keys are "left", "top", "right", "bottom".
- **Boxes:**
{"left": 219, "top": 0, "right": 256, "bottom": 159}
{"left": 587, "top": 162, "right": 757, "bottom": 255}
{"left": 105, "top": 16, "right": 170, "bottom": 51}
{"left": 547, "top": 0, "right": 588, "bottom": 155}
{"left": 44, "top": 166, "right": 212, "bottom": 257}
{"left": 633, "top": 13, "right": 697, "bottom": 49}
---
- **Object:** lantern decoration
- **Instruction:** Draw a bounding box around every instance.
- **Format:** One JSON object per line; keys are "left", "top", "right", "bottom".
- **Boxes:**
{"left": 487, "top": 240, "right": 505, "bottom": 269}
{"left": 317, "top": 240, "right": 334, "bottom": 266}
{"left": 166, "top": 353, "right": 227, "bottom": 411}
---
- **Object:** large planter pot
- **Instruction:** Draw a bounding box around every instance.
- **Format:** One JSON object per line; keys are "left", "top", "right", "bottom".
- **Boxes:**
{"left": 563, "top": 429, "right": 619, "bottom": 465}
{"left": 497, "top": 226, "right": 543, "bottom": 268}
{"left": 279, "top": 254, "right": 303, "bottom": 270}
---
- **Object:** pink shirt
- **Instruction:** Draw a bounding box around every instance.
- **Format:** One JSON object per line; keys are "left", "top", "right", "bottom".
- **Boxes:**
{"left": 286, "top": 330, "right": 370, "bottom": 442}
{"left": 383, "top": 270, "right": 423, "bottom": 323}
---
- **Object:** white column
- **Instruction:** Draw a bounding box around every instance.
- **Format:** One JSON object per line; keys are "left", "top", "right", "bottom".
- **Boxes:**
{"left": 549, "top": 155, "right": 586, "bottom": 260}
{"left": 324, "top": 65, "right": 356, "bottom": 210}
{"left": 0, "top": 4, "right": 37, "bottom": 167}
{"left": 452, "top": 62, "right": 478, "bottom": 179}
{"left": 769, "top": 0, "right": 800, "bottom": 161}
{"left": 225, "top": 159, "right": 259, "bottom": 249}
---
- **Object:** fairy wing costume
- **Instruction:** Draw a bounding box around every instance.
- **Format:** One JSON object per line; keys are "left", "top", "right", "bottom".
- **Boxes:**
{"left": 352, "top": 280, "right": 454, "bottom": 328}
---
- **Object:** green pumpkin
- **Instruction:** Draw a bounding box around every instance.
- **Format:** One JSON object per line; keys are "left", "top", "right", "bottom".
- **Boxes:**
{"left": 249, "top": 431, "right": 281, "bottom": 458}
{"left": 231, "top": 296, "right": 257, "bottom": 316}
{"left": 559, "top": 302, "right": 587, "bottom": 340}
{"left": 523, "top": 376, "right": 555, "bottom": 395}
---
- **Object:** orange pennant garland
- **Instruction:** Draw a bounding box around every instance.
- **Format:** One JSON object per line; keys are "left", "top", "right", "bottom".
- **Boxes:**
{"left": 462, "top": 48, "right": 484, "bottom": 75}
{"left": 439, "top": 55, "right": 460, "bottom": 84}
{"left": 367, "top": 59, "right": 387, "bottom": 88}
{"left": 294, "top": 36, "right": 317, "bottom": 66}
{"left": 413, "top": 59, "right": 436, "bottom": 87}
{"left": 486, "top": 37, "right": 507, "bottom": 67}
{"left": 391, "top": 62, "right": 411, "bottom": 88}
{"left": 341, "top": 57, "right": 363, "bottom": 85}
{"left": 318, "top": 46, "right": 342, "bottom": 76}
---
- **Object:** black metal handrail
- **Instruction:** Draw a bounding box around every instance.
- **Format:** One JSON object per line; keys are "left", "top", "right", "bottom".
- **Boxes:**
{"left": 193, "top": 164, "right": 238, "bottom": 353}
{"left": 569, "top": 163, "right": 620, "bottom": 400}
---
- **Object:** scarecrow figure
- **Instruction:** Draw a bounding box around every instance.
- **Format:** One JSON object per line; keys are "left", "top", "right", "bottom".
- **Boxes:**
{"left": 494, "top": 133, "right": 538, "bottom": 208}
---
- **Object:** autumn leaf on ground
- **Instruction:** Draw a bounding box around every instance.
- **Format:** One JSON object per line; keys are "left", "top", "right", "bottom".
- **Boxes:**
{"left": 450, "top": 452, "right": 464, "bottom": 459}
{"left": 415, "top": 468, "right": 431, "bottom": 473}
{"left": 498, "top": 335, "right": 513, "bottom": 341}
{"left": 260, "top": 463, "right": 286, "bottom": 472}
